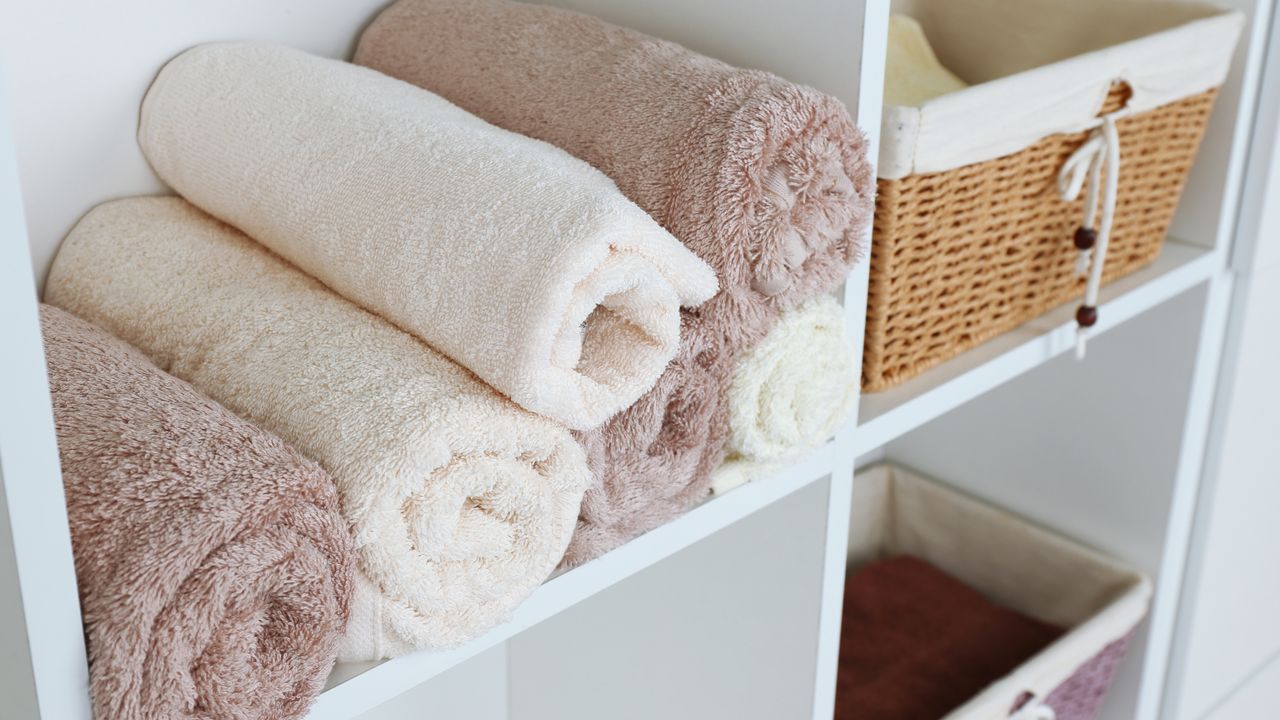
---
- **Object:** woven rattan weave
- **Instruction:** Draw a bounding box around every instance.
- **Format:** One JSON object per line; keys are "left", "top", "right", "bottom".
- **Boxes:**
{"left": 864, "top": 85, "right": 1219, "bottom": 391}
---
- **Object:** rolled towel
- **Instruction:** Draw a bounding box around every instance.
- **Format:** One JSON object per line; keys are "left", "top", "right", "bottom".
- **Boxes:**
{"left": 355, "top": 0, "right": 875, "bottom": 350}
{"left": 884, "top": 14, "right": 970, "bottom": 107}
{"left": 139, "top": 43, "right": 716, "bottom": 431}
{"left": 40, "top": 304, "right": 353, "bottom": 720}
{"left": 563, "top": 332, "right": 733, "bottom": 567}
{"left": 726, "top": 296, "right": 857, "bottom": 462}
{"left": 46, "top": 197, "right": 592, "bottom": 660}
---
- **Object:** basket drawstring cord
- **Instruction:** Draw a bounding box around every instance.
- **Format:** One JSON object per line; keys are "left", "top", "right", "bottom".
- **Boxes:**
{"left": 1057, "top": 114, "right": 1121, "bottom": 359}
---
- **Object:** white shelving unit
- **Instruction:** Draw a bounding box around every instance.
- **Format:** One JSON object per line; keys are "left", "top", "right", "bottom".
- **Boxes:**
{"left": 0, "top": 0, "right": 1273, "bottom": 718}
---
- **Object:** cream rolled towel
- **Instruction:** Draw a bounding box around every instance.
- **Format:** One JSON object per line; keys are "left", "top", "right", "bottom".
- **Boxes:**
{"left": 355, "top": 0, "right": 875, "bottom": 353}
{"left": 46, "top": 197, "right": 593, "bottom": 661}
{"left": 138, "top": 43, "right": 717, "bottom": 431}
{"left": 726, "top": 296, "right": 857, "bottom": 462}
{"left": 885, "top": 14, "right": 969, "bottom": 107}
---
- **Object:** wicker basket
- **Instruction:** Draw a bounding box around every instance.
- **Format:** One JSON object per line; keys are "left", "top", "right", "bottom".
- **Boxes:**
{"left": 864, "top": 1, "right": 1243, "bottom": 391}
{"left": 847, "top": 465, "right": 1152, "bottom": 719}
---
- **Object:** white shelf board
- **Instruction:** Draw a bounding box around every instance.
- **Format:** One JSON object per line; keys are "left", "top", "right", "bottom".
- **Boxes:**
{"left": 854, "top": 239, "right": 1222, "bottom": 455}
{"left": 310, "top": 442, "right": 838, "bottom": 719}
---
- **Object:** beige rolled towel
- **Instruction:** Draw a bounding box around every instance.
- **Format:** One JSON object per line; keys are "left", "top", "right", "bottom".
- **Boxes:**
{"left": 885, "top": 15, "right": 969, "bottom": 107}
{"left": 138, "top": 43, "right": 717, "bottom": 431}
{"left": 46, "top": 197, "right": 592, "bottom": 661}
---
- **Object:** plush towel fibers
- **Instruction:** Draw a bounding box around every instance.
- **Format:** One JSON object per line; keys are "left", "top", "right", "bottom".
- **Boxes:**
{"left": 561, "top": 329, "right": 733, "bottom": 567}
{"left": 727, "top": 296, "right": 856, "bottom": 462}
{"left": 45, "top": 197, "right": 592, "bottom": 660}
{"left": 138, "top": 43, "right": 716, "bottom": 431}
{"left": 355, "top": 0, "right": 875, "bottom": 351}
{"left": 40, "top": 304, "right": 352, "bottom": 720}
{"left": 885, "top": 14, "right": 970, "bottom": 107}
{"left": 836, "top": 556, "right": 1064, "bottom": 720}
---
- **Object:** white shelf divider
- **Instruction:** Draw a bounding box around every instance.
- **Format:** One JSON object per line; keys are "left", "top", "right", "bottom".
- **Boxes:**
{"left": 0, "top": 79, "right": 91, "bottom": 719}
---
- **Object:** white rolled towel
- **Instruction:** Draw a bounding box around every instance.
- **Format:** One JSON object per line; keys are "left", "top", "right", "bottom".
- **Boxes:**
{"left": 726, "top": 296, "right": 857, "bottom": 462}
{"left": 46, "top": 197, "right": 592, "bottom": 660}
{"left": 138, "top": 43, "right": 717, "bottom": 431}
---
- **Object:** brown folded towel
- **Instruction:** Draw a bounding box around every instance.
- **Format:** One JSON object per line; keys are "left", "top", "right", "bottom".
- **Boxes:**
{"left": 41, "top": 305, "right": 353, "bottom": 720}
{"left": 357, "top": 0, "right": 874, "bottom": 563}
{"left": 837, "top": 556, "right": 1063, "bottom": 720}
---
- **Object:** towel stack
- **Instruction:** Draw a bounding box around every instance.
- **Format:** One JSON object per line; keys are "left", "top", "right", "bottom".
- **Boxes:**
{"left": 44, "top": 0, "right": 872, "bottom": 711}
{"left": 355, "top": 0, "right": 875, "bottom": 563}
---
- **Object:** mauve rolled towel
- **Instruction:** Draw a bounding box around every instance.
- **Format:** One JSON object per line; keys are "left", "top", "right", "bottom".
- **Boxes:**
{"left": 837, "top": 556, "right": 1064, "bottom": 720}
{"left": 40, "top": 304, "right": 353, "bottom": 720}
{"left": 355, "top": 0, "right": 875, "bottom": 350}
{"left": 563, "top": 328, "right": 733, "bottom": 566}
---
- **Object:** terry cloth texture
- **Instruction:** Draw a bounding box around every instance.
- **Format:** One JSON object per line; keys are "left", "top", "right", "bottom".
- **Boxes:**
{"left": 354, "top": 0, "right": 875, "bottom": 350}
{"left": 45, "top": 197, "right": 592, "bottom": 661}
{"left": 836, "top": 556, "right": 1064, "bottom": 720}
{"left": 726, "top": 296, "right": 856, "bottom": 462}
{"left": 40, "top": 304, "right": 353, "bottom": 720}
{"left": 562, "top": 327, "right": 734, "bottom": 567}
{"left": 138, "top": 42, "right": 717, "bottom": 431}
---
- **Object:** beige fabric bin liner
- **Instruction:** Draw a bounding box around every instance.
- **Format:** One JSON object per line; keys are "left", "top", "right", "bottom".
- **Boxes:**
{"left": 880, "top": 0, "right": 1244, "bottom": 179}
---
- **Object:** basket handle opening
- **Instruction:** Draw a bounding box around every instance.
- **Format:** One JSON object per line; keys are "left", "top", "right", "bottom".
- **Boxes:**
{"left": 1098, "top": 81, "right": 1134, "bottom": 116}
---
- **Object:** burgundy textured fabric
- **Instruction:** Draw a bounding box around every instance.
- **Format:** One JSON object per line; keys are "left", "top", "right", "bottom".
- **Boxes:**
{"left": 836, "top": 556, "right": 1063, "bottom": 720}
{"left": 41, "top": 305, "right": 353, "bottom": 720}
{"left": 357, "top": 0, "right": 875, "bottom": 563}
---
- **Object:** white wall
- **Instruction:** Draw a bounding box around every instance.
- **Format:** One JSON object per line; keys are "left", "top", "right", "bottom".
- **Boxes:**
{"left": 0, "top": 0, "right": 392, "bottom": 288}
{"left": 1172, "top": 268, "right": 1280, "bottom": 720}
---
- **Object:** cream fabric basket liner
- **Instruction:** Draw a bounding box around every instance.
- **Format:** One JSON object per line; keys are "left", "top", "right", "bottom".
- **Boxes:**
{"left": 880, "top": 0, "right": 1245, "bottom": 179}
{"left": 850, "top": 465, "right": 1153, "bottom": 719}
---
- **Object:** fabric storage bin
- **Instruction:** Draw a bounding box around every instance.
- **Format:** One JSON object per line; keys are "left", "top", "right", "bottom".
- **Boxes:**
{"left": 864, "top": 0, "right": 1245, "bottom": 391}
{"left": 847, "top": 465, "right": 1152, "bottom": 719}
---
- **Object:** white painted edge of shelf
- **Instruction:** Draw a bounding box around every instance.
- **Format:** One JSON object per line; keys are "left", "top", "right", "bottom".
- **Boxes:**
{"left": 309, "top": 442, "right": 839, "bottom": 719}
{"left": 854, "top": 239, "right": 1222, "bottom": 455}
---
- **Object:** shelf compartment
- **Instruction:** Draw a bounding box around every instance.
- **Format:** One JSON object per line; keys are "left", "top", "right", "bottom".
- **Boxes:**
{"left": 855, "top": 239, "right": 1220, "bottom": 455}
{"left": 311, "top": 442, "right": 839, "bottom": 719}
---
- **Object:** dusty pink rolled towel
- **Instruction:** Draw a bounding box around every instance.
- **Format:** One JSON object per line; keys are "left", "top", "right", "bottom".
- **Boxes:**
{"left": 564, "top": 328, "right": 734, "bottom": 566}
{"left": 40, "top": 305, "right": 353, "bottom": 720}
{"left": 355, "top": 0, "right": 875, "bottom": 349}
